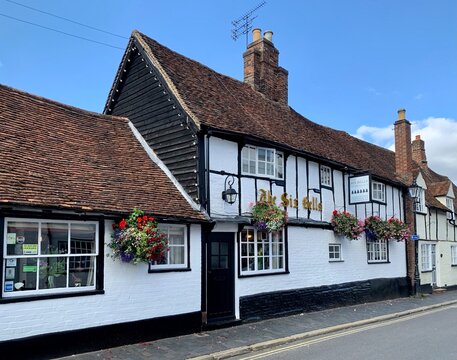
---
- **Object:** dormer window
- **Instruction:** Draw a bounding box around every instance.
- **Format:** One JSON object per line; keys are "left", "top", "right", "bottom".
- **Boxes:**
{"left": 372, "top": 181, "right": 385, "bottom": 203}
{"left": 320, "top": 165, "right": 332, "bottom": 187}
{"left": 241, "top": 146, "right": 284, "bottom": 179}
{"left": 446, "top": 197, "right": 455, "bottom": 220}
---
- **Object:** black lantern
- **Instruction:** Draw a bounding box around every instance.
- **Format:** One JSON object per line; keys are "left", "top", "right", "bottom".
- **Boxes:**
{"left": 408, "top": 179, "right": 422, "bottom": 202}
{"left": 222, "top": 175, "right": 238, "bottom": 204}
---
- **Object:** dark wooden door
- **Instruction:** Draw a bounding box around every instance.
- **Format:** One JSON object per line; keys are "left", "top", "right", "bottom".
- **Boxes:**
{"left": 207, "top": 232, "right": 235, "bottom": 320}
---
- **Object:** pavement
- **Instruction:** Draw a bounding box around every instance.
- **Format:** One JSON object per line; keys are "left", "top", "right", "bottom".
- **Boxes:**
{"left": 60, "top": 290, "right": 457, "bottom": 360}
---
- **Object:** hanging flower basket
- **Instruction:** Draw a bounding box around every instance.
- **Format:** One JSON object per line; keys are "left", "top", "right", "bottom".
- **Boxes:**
{"left": 108, "top": 209, "right": 168, "bottom": 264}
{"left": 331, "top": 210, "right": 364, "bottom": 240}
{"left": 364, "top": 216, "right": 392, "bottom": 241}
{"left": 387, "top": 217, "right": 410, "bottom": 241}
{"left": 250, "top": 201, "right": 287, "bottom": 232}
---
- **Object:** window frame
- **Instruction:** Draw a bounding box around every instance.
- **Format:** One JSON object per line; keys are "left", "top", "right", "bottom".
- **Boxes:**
{"left": 366, "top": 238, "right": 388, "bottom": 263}
{"left": 414, "top": 188, "right": 426, "bottom": 214}
{"left": 328, "top": 243, "right": 342, "bottom": 262}
{"left": 451, "top": 245, "right": 457, "bottom": 266}
{"left": 446, "top": 197, "right": 455, "bottom": 220}
{"left": 421, "top": 243, "right": 433, "bottom": 272}
{"left": 320, "top": 165, "right": 332, "bottom": 188}
{"left": 241, "top": 145, "right": 284, "bottom": 180}
{"left": 149, "top": 224, "right": 190, "bottom": 272}
{"left": 239, "top": 227, "right": 285, "bottom": 276}
{"left": 371, "top": 181, "right": 386, "bottom": 203}
{"left": 2, "top": 217, "right": 99, "bottom": 299}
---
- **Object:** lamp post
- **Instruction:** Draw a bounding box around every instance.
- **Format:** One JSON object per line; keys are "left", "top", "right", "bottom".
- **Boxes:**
{"left": 408, "top": 179, "right": 422, "bottom": 296}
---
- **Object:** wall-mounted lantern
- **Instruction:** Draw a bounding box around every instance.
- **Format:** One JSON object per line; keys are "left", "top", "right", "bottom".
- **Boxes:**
{"left": 222, "top": 175, "right": 238, "bottom": 205}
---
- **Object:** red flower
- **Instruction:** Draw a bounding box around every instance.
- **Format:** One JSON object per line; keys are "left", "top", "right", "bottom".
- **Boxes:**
{"left": 137, "top": 217, "right": 142, "bottom": 223}
{"left": 332, "top": 210, "right": 338, "bottom": 216}
{"left": 119, "top": 219, "right": 127, "bottom": 230}
{"left": 149, "top": 217, "right": 154, "bottom": 222}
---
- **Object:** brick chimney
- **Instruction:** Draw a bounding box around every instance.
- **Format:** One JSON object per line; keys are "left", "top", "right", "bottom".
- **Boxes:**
{"left": 243, "top": 28, "right": 289, "bottom": 105}
{"left": 394, "top": 108, "right": 413, "bottom": 184}
{"left": 412, "top": 134, "right": 427, "bottom": 168}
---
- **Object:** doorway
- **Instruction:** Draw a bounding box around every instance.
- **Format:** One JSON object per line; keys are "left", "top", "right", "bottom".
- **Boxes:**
{"left": 206, "top": 232, "right": 235, "bottom": 321}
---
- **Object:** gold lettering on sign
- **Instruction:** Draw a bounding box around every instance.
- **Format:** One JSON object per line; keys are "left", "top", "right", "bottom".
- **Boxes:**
{"left": 259, "top": 189, "right": 276, "bottom": 205}
{"left": 259, "top": 189, "right": 322, "bottom": 211}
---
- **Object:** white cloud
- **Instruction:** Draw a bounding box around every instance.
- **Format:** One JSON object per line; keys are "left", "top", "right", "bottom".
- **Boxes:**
{"left": 414, "top": 93, "right": 424, "bottom": 100}
{"left": 366, "top": 87, "right": 381, "bottom": 96}
{"left": 353, "top": 117, "right": 457, "bottom": 184}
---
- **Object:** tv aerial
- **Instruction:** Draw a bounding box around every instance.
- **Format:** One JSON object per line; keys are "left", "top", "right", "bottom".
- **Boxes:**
{"left": 231, "top": 1, "right": 267, "bottom": 46}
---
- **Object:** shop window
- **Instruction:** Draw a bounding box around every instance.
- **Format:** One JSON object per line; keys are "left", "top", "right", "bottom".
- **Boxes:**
{"left": 421, "top": 243, "right": 433, "bottom": 271}
{"left": 149, "top": 225, "right": 188, "bottom": 270}
{"left": 329, "top": 243, "right": 342, "bottom": 261}
{"left": 372, "top": 181, "right": 385, "bottom": 203}
{"left": 241, "top": 145, "right": 284, "bottom": 179}
{"left": 240, "top": 228, "right": 285, "bottom": 275}
{"left": 367, "top": 238, "right": 388, "bottom": 263}
{"left": 3, "top": 218, "right": 98, "bottom": 298}
{"left": 451, "top": 245, "right": 457, "bottom": 266}
{"left": 320, "top": 165, "right": 332, "bottom": 187}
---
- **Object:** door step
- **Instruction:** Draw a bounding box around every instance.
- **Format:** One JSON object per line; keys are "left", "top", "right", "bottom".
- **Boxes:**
{"left": 433, "top": 287, "right": 447, "bottom": 293}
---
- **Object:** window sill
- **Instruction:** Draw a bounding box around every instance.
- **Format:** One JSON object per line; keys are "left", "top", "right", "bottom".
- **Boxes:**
{"left": 451, "top": 264, "right": 457, "bottom": 267}
{"left": 367, "top": 261, "right": 390, "bottom": 264}
{"left": 148, "top": 267, "right": 191, "bottom": 273}
{"left": 0, "top": 289, "right": 104, "bottom": 304}
{"left": 421, "top": 270, "right": 433, "bottom": 273}
{"left": 238, "top": 270, "right": 289, "bottom": 278}
{"left": 329, "top": 260, "right": 344, "bottom": 263}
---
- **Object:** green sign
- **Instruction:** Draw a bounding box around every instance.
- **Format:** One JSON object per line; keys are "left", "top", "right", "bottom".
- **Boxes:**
{"left": 23, "top": 265, "right": 37, "bottom": 273}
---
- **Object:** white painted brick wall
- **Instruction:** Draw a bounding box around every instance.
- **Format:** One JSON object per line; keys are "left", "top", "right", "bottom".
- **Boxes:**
{"left": 0, "top": 222, "right": 202, "bottom": 342}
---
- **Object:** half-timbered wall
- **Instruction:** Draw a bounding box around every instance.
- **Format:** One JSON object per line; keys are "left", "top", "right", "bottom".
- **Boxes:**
{"left": 108, "top": 44, "right": 199, "bottom": 201}
{"left": 207, "top": 135, "right": 406, "bottom": 223}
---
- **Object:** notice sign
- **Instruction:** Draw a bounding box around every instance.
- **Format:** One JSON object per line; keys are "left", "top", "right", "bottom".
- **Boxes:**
{"left": 349, "top": 175, "right": 370, "bottom": 204}
{"left": 22, "top": 244, "right": 38, "bottom": 255}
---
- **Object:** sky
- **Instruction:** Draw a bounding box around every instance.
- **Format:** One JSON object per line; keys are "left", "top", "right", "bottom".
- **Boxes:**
{"left": 1, "top": 0, "right": 456, "bottom": 182}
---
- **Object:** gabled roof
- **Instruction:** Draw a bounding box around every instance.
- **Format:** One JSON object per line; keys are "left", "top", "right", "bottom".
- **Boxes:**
{"left": 127, "top": 31, "right": 399, "bottom": 184}
{"left": 0, "top": 84, "right": 206, "bottom": 221}
{"left": 415, "top": 163, "right": 457, "bottom": 212}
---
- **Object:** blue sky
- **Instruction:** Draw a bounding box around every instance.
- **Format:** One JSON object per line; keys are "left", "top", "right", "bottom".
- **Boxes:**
{"left": 1, "top": 0, "right": 456, "bottom": 180}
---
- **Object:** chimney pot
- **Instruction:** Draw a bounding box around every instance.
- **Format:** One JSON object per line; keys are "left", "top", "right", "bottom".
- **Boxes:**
{"left": 264, "top": 30, "right": 273, "bottom": 42}
{"left": 252, "top": 28, "right": 261, "bottom": 42}
{"left": 397, "top": 108, "right": 406, "bottom": 120}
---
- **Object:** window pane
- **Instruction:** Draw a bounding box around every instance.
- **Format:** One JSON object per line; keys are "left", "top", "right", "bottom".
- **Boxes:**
{"left": 69, "top": 256, "right": 94, "bottom": 287}
{"left": 4, "top": 258, "right": 38, "bottom": 293}
{"left": 170, "top": 246, "right": 184, "bottom": 264}
{"left": 258, "top": 148, "right": 266, "bottom": 161}
{"left": 39, "top": 257, "right": 67, "bottom": 289}
{"left": 6, "top": 221, "right": 39, "bottom": 256}
{"left": 71, "top": 223, "right": 96, "bottom": 254}
{"left": 258, "top": 161, "right": 265, "bottom": 174}
{"left": 41, "top": 223, "right": 68, "bottom": 255}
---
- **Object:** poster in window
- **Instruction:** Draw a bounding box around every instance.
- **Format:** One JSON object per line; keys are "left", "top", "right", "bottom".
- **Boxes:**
{"left": 7, "top": 233, "right": 16, "bottom": 244}
{"left": 6, "top": 258, "right": 17, "bottom": 267}
{"left": 4, "top": 281, "right": 13, "bottom": 292}
{"left": 22, "top": 244, "right": 38, "bottom": 255}
{"left": 349, "top": 175, "right": 371, "bottom": 204}
{"left": 5, "top": 268, "right": 15, "bottom": 280}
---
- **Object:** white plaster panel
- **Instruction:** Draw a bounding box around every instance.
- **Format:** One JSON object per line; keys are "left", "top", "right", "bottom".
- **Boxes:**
{"left": 437, "top": 241, "right": 457, "bottom": 287}
{"left": 297, "top": 158, "right": 308, "bottom": 219}
{"left": 356, "top": 204, "right": 365, "bottom": 221}
{"left": 272, "top": 183, "right": 285, "bottom": 207}
{"left": 241, "top": 178, "right": 256, "bottom": 214}
{"left": 392, "top": 188, "right": 401, "bottom": 220}
{"left": 0, "top": 222, "right": 202, "bottom": 342}
{"left": 236, "top": 226, "right": 406, "bottom": 299}
{"left": 286, "top": 155, "right": 297, "bottom": 200}
{"left": 344, "top": 174, "right": 356, "bottom": 215}
{"left": 209, "top": 173, "right": 239, "bottom": 217}
{"left": 256, "top": 180, "right": 270, "bottom": 200}
{"left": 333, "top": 170, "right": 345, "bottom": 211}
{"left": 416, "top": 214, "right": 428, "bottom": 239}
{"left": 321, "top": 188, "right": 334, "bottom": 222}
{"left": 386, "top": 185, "right": 393, "bottom": 218}
{"left": 209, "top": 136, "right": 238, "bottom": 174}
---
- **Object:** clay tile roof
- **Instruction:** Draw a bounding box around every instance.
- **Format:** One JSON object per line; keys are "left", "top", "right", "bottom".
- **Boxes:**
{"left": 135, "top": 31, "right": 398, "bottom": 183}
{"left": 0, "top": 84, "right": 206, "bottom": 221}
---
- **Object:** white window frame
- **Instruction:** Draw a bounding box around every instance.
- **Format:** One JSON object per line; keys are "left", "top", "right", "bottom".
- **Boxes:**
{"left": 150, "top": 224, "right": 188, "bottom": 270}
{"left": 414, "top": 188, "right": 426, "bottom": 213}
{"left": 329, "top": 243, "right": 342, "bottom": 262}
{"left": 320, "top": 165, "right": 332, "bottom": 187}
{"left": 240, "top": 227, "right": 285, "bottom": 275}
{"left": 3, "top": 218, "right": 98, "bottom": 298}
{"left": 241, "top": 145, "right": 284, "bottom": 179}
{"left": 446, "top": 197, "right": 455, "bottom": 220}
{"left": 421, "top": 243, "right": 433, "bottom": 271}
{"left": 372, "top": 181, "right": 386, "bottom": 203}
{"left": 367, "top": 238, "right": 388, "bottom": 263}
{"left": 451, "top": 245, "right": 457, "bottom": 266}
